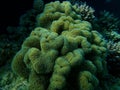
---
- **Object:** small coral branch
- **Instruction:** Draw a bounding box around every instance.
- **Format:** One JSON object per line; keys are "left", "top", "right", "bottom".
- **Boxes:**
{"left": 107, "top": 41, "right": 120, "bottom": 76}
{"left": 73, "top": 2, "right": 95, "bottom": 22}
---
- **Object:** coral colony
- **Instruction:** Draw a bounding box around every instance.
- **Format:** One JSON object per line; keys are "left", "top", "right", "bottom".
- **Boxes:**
{"left": 0, "top": 0, "right": 120, "bottom": 90}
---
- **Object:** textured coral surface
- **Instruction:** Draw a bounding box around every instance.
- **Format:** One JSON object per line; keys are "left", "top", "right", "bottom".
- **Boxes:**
{"left": 11, "top": 1, "right": 110, "bottom": 90}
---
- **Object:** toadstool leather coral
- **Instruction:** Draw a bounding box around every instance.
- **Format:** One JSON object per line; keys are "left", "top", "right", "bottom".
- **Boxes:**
{"left": 12, "top": 1, "right": 108, "bottom": 90}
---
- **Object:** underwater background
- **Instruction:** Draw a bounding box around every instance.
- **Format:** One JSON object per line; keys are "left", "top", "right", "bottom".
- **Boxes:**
{"left": 0, "top": 0, "right": 120, "bottom": 90}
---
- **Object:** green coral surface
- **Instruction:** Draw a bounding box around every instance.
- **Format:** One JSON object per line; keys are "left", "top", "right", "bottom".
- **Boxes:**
{"left": 11, "top": 1, "right": 110, "bottom": 90}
